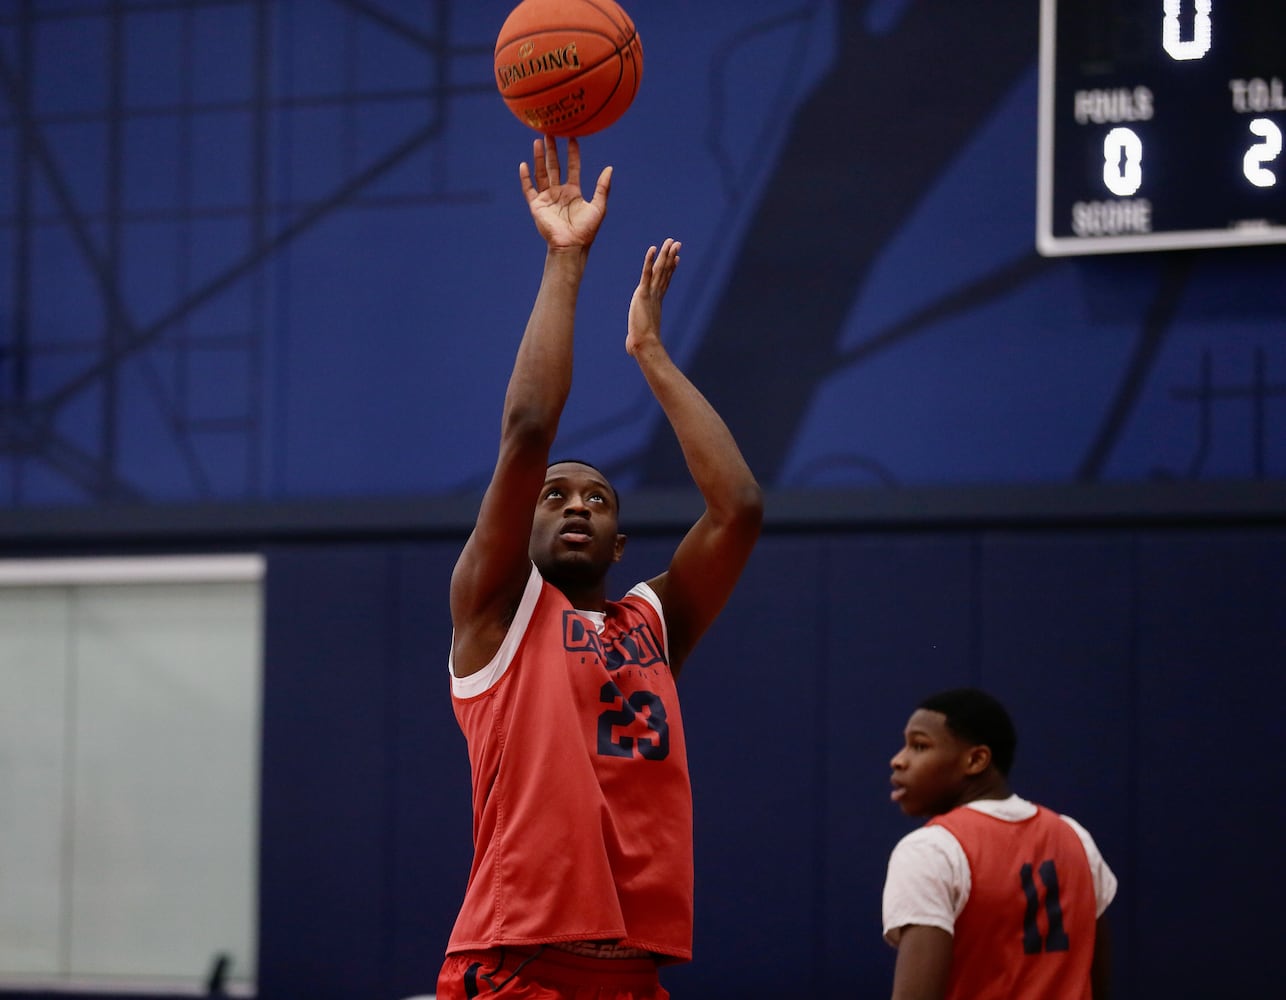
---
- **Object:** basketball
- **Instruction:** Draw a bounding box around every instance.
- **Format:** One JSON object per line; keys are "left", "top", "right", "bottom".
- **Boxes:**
{"left": 494, "top": 0, "right": 643, "bottom": 137}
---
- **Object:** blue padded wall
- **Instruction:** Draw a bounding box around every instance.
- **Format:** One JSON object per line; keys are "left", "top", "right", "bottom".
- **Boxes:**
{"left": 254, "top": 526, "right": 1286, "bottom": 998}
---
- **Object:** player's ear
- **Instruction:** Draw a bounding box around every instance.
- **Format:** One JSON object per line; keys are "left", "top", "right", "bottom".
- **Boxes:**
{"left": 964, "top": 744, "right": 992, "bottom": 776}
{"left": 613, "top": 533, "right": 627, "bottom": 562}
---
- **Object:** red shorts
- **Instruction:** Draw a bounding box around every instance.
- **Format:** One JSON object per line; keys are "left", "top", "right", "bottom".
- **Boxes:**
{"left": 436, "top": 946, "right": 669, "bottom": 1000}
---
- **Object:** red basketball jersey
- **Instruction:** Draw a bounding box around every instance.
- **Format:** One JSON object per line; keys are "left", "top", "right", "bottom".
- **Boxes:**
{"left": 929, "top": 805, "right": 1098, "bottom": 1000}
{"left": 447, "top": 569, "right": 693, "bottom": 962}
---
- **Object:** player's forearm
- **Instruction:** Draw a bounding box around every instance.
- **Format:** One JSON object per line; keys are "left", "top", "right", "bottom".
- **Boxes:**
{"left": 1091, "top": 915, "right": 1112, "bottom": 1000}
{"left": 889, "top": 926, "right": 952, "bottom": 1000}
{"left": 633, "top": 342, "right": 762, "bottom": 523}
{"left": 501, "top": 248, "right": 588, "bottom": 440}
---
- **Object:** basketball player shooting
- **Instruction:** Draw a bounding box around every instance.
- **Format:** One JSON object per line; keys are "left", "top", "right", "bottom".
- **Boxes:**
{"left": 435, "top": 135, "right": 763, "bottom": 1000}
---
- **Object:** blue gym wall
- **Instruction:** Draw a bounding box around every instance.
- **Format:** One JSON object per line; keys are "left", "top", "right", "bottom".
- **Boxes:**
{"left": 254, "top": 527, "right": 1286, "bottom": 999}
{"left": 2, "top": 1, "right": 1284, "bottom": 997}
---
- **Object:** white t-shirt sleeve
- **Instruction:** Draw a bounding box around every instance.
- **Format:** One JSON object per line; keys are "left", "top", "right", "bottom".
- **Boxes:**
{"left": 1060, "top": 814, "right": 1119, "bottom": 918}
{"left": 881, "top": 825, "right": 971, "bottom": 947}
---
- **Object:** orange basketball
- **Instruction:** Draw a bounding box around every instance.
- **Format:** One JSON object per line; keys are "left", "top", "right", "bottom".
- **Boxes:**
{"left": 494, "top": 0, "right": 643, "bottom": 137}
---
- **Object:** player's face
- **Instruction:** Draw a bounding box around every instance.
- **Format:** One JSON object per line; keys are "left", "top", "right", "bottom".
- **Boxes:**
{"left": 888, "top": 709, "right": 974, "bottom": 818}
{"left": 529, "top": 462, "right": 624, "bottom": 588}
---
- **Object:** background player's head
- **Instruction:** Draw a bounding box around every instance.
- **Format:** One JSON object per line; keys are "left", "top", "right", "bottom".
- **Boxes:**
{"left": 889, "top": 688, "right": 1017, "bottom": 818}
{"left": 919, "top": 688, "right": 1017, "bottom": 776}
{"left": 529, "top": 460, "right": 626, "bottom": 596}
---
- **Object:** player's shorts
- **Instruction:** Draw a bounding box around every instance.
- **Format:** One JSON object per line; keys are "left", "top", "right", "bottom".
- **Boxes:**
{"left": 436, "top": 945, "right": 669, "bottom": 999}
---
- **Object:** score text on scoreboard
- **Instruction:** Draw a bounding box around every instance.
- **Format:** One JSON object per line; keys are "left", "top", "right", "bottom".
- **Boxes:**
{"left": 1037, "top": 0, "right": 1286, "bottom": 255}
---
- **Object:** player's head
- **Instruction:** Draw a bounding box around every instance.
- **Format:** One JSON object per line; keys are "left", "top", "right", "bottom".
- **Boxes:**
{"left": 889, "top": 688, "right": 1017, "bottom": 818}
{"left": 547, "top": 457, "right": 620, "bottom": 513}
{"left": 920, "top": 688, "right": 1017, "bottom": 776}
{"left": 529, "top": 459, "right": 626, "bottom": 595}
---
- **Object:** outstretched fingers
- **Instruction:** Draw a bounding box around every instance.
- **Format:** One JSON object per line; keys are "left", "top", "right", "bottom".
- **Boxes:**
{"left": 543, "top": 134, "right": 563, "bottom": 186}
{"left": 521, "top": 137, "right": 545, "bottom": 203}
{"left": 626, "top": 237, "right": 683, "bottom": 356}
{"left": 563, "top": 136, "right": 580, "bottom": 188}
{"left": 639, "top": 244, "right": 658, "bottom": 285}
{"left": 650, "top": 238, "right": 681, "bottom": 294}
{"left": 589, "top": 163, "right": 613, "bottom": 216}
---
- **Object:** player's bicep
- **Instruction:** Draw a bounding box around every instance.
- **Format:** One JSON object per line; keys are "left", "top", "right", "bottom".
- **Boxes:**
{"left": 890, "top": 925, "right": 953, "bottom": 1000}
{"left": 1091, "top": 913, "right": 1112, "bottom": 1000}
{"left": 449, "top": 520, "right": 528, "bottom": 624}
{"left": 649, "top": 509, "right": 759, "bottom": 672}
{"left": 450, "top": 444, "right": 544, "bottom": 668}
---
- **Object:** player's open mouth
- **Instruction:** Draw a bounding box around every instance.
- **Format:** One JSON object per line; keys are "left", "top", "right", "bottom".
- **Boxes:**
{"left": 889, "top": 781, "right": 907, "bottom": 803}
{"left": 560, "top": 520, "right": 592, "bottom": 544}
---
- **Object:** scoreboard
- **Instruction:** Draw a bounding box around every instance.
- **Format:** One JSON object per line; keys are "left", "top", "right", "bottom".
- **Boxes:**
{"left": 1038, "top": 0, "right": 1286, "bottom": 255}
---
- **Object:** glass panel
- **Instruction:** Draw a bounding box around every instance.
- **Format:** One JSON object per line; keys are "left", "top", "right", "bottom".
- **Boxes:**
{"left": 0, "top": 557, "right": 262, "bottom": 996}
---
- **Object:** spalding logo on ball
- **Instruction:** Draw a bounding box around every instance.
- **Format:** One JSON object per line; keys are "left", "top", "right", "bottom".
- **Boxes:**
{"left": 494, "top": 0, "right": 643, "bottom": 136}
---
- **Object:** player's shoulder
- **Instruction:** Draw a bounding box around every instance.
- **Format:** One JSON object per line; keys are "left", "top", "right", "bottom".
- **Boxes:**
{"left": 614, "top": 580, "right": 665, "bottom": 622}
{"left": 885, "top": 824, "right": 970, "bottom": 902}
{"left": 1053, "top": 811, "right": 1102, "bottom": 851}
{"left": 891, "top": 822, "right": 966, "bottom": 862}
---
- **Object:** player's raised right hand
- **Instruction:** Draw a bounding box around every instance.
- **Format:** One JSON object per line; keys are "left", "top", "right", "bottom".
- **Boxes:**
{"left": 520, "top": 136, "right": 613, "bottom": 252}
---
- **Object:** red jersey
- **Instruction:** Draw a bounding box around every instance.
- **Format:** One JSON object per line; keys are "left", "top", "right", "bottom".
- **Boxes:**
{"left": 447, "top": 566, "right": 693, "bottom": 962}
{"left": 929, "top": 805, "right": 1098, "bottom": 1000}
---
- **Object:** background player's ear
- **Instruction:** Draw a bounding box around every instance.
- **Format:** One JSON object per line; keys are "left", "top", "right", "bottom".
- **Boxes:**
{"left": 964, "top": 744, "right": 992, "bottom": 776}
